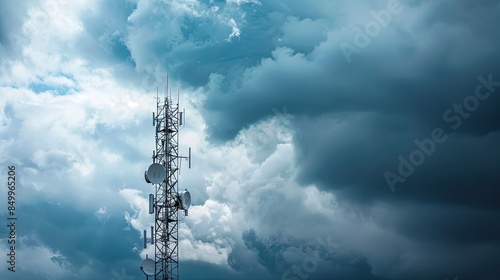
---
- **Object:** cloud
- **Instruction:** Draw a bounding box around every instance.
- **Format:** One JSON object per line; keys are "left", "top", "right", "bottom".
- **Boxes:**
{"left": 2, "top": 0, "right": 500, "bottom": 279}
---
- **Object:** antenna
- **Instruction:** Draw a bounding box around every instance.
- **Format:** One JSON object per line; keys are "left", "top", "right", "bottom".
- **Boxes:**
{"left": 140, "top": 83, "right": 192, "bottom": 280}
{"left": 149, "top": 194, "right": 154, "bottom": 214}
{"left": 178, "top": 189, "right": 191, "bottom": 216}
{"left": 141, "top": 256, "right": 155, "bottom": 278}
{"left": 145, "top": 163, "right": 166, "bottom": 184}
{"left": 151, "top": 226, "right": 154, "bottom": 245}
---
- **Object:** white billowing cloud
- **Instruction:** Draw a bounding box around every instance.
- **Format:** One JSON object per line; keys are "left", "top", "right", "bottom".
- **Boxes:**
{"left": 27, "top": 0, "right": 90, "bottom": 36}
{"left": 0, "top": 0, "right": 154, "bottom": 214}
{"left": 0, "top": 53, "right": 156, "bottom": 213}
{"left": 120, "top": 188, "right": 153, "bottom": 233}
{"left": 303, "top": 186, "right": 338, "bottom": 217}
{"left": 1, "top": 0, "right": 98, "bottom": 86}
{"left": 0, "top": 236, "right": 77, "bottom": 279}
{"left": 226, "top": 18, "right": 241, "bottom": 42}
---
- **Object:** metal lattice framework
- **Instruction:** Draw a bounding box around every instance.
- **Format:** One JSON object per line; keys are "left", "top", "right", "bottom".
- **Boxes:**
{"left": 153, "top": 91, "right": 180, "bottom": 280}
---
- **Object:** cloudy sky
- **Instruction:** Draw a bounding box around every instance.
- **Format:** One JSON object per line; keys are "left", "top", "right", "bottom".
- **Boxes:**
{"left": 1, "top": 0, "right": 499, "bottom": 279}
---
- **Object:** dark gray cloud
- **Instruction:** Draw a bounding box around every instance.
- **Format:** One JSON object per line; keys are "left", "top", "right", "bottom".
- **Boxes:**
{"left": 120, "top": 0, "right": 500, "bottom": 278}
{"left": 7, "top": 202, "right": 141, "bottom": 278}
{"left": 239, "top": 229, "right": 392, "bottom": 280}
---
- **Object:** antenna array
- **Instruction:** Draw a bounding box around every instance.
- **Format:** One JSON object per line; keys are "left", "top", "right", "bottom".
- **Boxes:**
{"left": 142, "top": 83, "right": 191, "bottom": 280}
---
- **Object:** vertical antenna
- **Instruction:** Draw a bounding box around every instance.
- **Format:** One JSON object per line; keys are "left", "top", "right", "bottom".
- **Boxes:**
{"left": 150, "top": 226, "right": 154, "bottom": 245}
{"left": 149, "top": 194, "right": 154, "bottom": 214}
{"left": 167, "top": 74, "right": 169, "bottom": 99}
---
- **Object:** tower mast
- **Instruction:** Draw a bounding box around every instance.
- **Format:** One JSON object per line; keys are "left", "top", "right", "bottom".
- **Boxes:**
{"left": 142, "top": 81, "right": 191, "bottom": 280}
{"left": 154, "top": 89, "right": 179, "bottom": 279}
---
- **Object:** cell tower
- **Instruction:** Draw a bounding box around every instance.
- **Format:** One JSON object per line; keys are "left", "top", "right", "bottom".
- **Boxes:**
{"left": 141, "top": 83, "right": 191, "bottom": 280}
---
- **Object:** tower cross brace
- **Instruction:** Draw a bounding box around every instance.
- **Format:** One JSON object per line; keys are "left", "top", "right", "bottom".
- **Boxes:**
{"left": 153, "top": 93, "right": 180, "bottom": 280}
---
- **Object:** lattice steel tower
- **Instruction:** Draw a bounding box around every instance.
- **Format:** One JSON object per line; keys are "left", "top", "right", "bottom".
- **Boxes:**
{"left": 141, "top": 86, "right": 191, "bottom": 280}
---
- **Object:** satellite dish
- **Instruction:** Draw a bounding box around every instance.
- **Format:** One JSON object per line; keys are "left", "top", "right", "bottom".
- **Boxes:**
{"left": 146, "top": 163, "right": 166, "bottom": 184}
{"left": 144, "top": 170, "right": 151, "bottom": 183}
{"left": 141, "top": 257, "right": 155, "bottom": 276}
{"left": 178, "top": 190, "right": 191, "bottom": 210}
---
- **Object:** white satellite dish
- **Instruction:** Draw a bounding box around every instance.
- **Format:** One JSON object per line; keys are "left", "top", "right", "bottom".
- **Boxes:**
{"left": 178, "top": 190, "right": 191, "bottom": 210}
{"left": 146, "top": 163, "right": 166, "bottom": 184}
{"left": 141, "top": 257, "right": 155, "bottom": 276}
